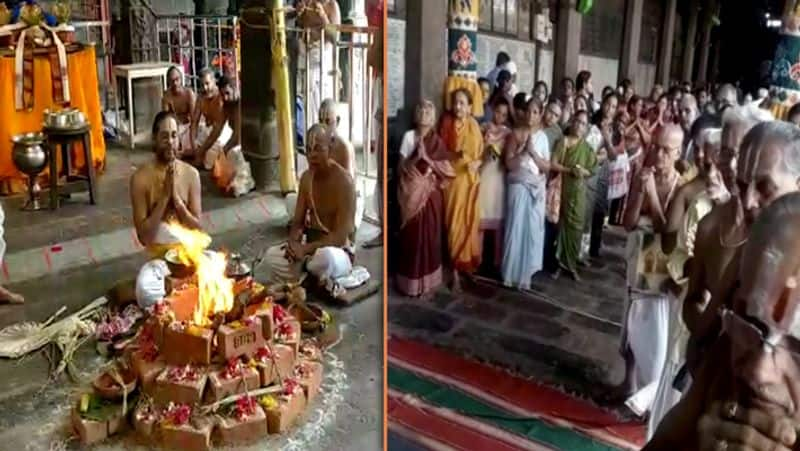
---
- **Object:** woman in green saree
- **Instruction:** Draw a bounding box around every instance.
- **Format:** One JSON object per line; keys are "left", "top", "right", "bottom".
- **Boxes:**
{"left": 551, "top": 110, "right": 598, "bottom": 281}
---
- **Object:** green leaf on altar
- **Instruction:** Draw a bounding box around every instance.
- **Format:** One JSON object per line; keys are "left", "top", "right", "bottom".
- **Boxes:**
{"left": 577, "top": 0, "right": 593, "bottom": 15}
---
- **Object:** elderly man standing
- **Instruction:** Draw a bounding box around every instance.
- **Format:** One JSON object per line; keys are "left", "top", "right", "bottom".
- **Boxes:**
{"left": 606, "top": 125, "right": 685, "bottom": 409}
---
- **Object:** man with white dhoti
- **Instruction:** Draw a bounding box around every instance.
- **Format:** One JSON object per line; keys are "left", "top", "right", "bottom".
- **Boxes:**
{"left": 297, "top": 0, "right": 341, "bottom": 127}
{"left": 266, "top": 125, "right": 367, "bottom": 298}
{"left": 161, "top": 66, "right": 197, "bottom": 155}
{"left": 643, "top": 128, "right": 728, "bottom": 437}
{"left": 605, "top": 125, "right": 685, "bottom": 410}
{"left": 287, "top": 99, "right": 363, "bottom": 232}
{"left": 130, "top": 111, "right": 203, "bottom": 306}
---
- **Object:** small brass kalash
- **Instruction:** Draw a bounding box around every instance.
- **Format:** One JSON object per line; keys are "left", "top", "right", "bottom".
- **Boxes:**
{"left": 11, "top": 132, "right": 48, "bottom": 211}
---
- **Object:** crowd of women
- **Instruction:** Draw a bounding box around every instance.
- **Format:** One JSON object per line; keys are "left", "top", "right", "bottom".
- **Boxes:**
{"left": 393, "top": 68, "right": 725, "bottom": 299}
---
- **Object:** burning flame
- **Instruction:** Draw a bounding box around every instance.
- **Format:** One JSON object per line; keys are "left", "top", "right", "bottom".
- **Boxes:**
{"left": 166, "top": 222, "right": 234, "bottom": 326}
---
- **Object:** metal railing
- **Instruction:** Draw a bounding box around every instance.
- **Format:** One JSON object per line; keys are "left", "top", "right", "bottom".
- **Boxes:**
{"left": 126, "top": 2, "right": 380, "bottom": 213}
{"left": 68, "top": 0, "right": 113, "bottom": 105}
{"left": 129, "top": 1, "right": 239, "bottom": 92}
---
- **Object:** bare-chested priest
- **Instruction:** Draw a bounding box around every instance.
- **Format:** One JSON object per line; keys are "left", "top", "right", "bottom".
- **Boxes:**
{"left": 161, "top": 66, "right": 196, "bottom": 154}
{"left": 286, "top": 98, "right": 361, "bottom": 226}
{"left": 131, "top": 111, "right": 202, "bottom": 252}
{"left": 318, "top": 98, "right": 364, "bottom": 229}
{"left": 264, "top": 124, "right": 356, "bottom": 298}
{"left": 189, "top": 69, "right": 232, "bottom": 169}
{"left": 608, "top": 124, "right": 686, "bottom": 412}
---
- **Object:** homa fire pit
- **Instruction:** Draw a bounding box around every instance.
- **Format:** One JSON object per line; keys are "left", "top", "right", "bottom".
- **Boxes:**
{"left": 70, "top": 223, "right": 330, "bottom": 448}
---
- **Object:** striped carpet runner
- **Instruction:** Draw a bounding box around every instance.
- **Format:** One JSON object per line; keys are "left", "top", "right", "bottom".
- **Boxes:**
{"left": 388, "top": 337, "right": 646, "bottom": 451}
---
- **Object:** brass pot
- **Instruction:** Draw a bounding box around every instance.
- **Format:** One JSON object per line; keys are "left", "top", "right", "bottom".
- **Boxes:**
{"left": 0, "top": 4, "right": 11, "bottom": 26}
{"left": 12, "top": 132, "right": 48, "bottom": 211}
{"left": 11, "top": 132, "right": 47, "bottom": 176}
{"left": 51, "top": 1, "right": 71, "bottom": 25}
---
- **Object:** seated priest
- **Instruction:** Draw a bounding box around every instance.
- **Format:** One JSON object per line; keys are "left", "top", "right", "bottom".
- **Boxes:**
{"left": 161, "top": 66, "right": 197, "bottom": 155}
{"left": 189, "top": 69, "right": 232, "bottom": 169}
{"left": 210, "top": 75, "right": 255, "bottom": 197}
{"left": 130, "top": 111, "right": 202, "bottom": 254}
{"left": 287, "top": 98, "right": 363, "bottom": 229}
{"left": 264, "top": 124, "right": 363, "bottom": 298}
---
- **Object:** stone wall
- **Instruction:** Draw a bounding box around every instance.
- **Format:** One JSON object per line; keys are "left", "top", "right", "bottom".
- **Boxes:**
{"left": 387, "top": 17, "right": 657, "bottom": 118}
{"left": 475, "top": 34, "right": 537, "bottom": 94}
{"left": 387, "top": 17, "right": 406, "bottom": 118}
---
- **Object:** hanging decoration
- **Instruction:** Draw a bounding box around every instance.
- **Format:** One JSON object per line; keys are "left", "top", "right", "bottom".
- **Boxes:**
{"left": 443, "top": 0, "right": 483, "bottom": 117}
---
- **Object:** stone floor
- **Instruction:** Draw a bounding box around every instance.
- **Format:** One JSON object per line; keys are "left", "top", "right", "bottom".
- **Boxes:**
{"left": 1, "top": 144, "right": 270, "bottom": 253}
{"left": 2, "top": 143, "right": 380, "bottom": 254}
{"left": 387, "top": 226, "right": 633, "bottom": 416}
{"left": 0, "top": 221, "right": 384, "bottom": 450}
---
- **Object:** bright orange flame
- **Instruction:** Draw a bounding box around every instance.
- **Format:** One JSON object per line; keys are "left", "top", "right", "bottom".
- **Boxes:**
{"left": 166, "top": 222, "right": 234, "bottom": 326}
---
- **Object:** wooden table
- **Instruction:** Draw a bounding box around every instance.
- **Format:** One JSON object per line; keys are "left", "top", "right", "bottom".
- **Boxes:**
{"left": 113, "top": 62, "right": 174, "bottom": 150}
{"left": 44, "top": 123, "right": 96, "bottom": 209}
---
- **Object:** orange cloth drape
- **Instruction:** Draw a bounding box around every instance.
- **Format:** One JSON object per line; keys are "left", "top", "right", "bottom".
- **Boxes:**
{"left": 0, "top": 46, "right": 105, "bottom": 195}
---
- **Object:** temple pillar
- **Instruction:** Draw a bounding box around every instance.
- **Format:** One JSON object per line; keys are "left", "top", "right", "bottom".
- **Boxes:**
{"left": 403, "top": 0, "right": 448, "bottom": 117}
{"left": 696, "top": 0, "right": 718, "bottom": 83}
{"left": 656, "top": 0, "right": 677, "bottom": 86}
{"left": 619, "top": 0, "right": 643, "bottom": 85}
{"left": 553, "top": 0, "right": 581, "bottom": 91}
{"left": 682, "top": 1, "right": 700, "bottom": 83}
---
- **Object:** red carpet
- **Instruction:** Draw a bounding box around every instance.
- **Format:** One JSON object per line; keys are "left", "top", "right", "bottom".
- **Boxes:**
{"left": 388, "top": 336, "right": 646, "bottom": 450}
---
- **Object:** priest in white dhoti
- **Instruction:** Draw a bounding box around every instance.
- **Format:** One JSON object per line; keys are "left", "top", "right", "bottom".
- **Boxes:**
{"left": 267, "top": 125, "right": 369, "bottom": 298}
{"left": 287, "top": 99, "right": 363, "bottom": 232}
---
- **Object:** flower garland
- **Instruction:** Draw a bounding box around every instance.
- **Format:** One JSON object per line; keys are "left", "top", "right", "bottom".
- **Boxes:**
{"left": 135, "top": 328, "right": 158, "bottom": 362}
{"left": 275, "top": 321, "right": 296, "bottom": 342}
{"left": 281, "top": 378, "right": 301, "bottom": 400}
{"left": 167, "top": 365, "right": 200, "bottom": 383}
{"left": 255, "top": 345, "right": 273, "bottom": 363}
{"left": 222, "top": 357, "right": 246, "bottom": 380}
{"left": 162, "top": 403, "right": 192, "bottom": 426}
{"left": 233, "top": 395, "right": 257, "bottom": 421}
{"left": 273, "top": 304, "right": 289, "bottom": 324}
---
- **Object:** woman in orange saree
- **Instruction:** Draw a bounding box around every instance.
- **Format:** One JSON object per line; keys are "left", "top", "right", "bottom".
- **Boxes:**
{"left": 439, "top": 89, "right": 485, "bottom": 291}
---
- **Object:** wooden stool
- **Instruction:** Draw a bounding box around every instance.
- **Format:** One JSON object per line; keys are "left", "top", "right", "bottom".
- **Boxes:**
{"left": 44, "top": 125, "right": 97, "bottom": 209}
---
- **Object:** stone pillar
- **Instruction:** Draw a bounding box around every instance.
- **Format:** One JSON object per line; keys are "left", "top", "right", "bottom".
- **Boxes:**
{"left": 682, "top": 1, "right": 700, "bottom": 83}
{"left": 619, "top": 0, "right": 643, "bottom": 85}
{"left": 696, "top": 0, "right": 717, "bottom": 84}
{"left": 656, "top": 0, "right": 677, "bottom": 87}
{"left": 403, "top": 0, "right": 448, "bottom": 117}
{"left": 349, "top": 0, "right": 368, "bottom": 147}
{"left": 553, "top": 0, "right": 582, "bottom": 90}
